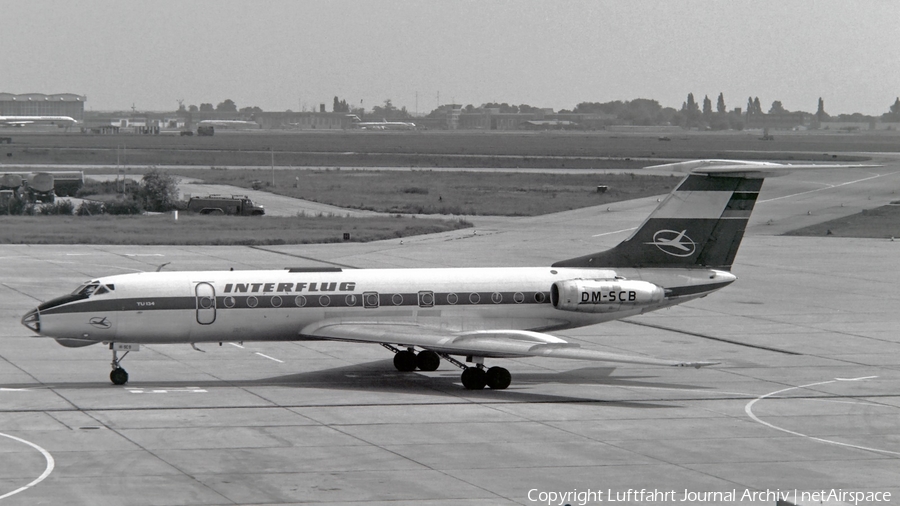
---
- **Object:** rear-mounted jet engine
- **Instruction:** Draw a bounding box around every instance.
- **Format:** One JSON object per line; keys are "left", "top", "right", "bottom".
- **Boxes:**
{"left": 551, "top": 279, "right": 664, "bottom": 313}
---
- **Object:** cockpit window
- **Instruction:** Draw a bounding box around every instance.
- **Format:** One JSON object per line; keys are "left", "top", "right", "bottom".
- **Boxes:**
{"left": 72, "top": 282, "right": 101, "bottom": 297}
{"left": 94, "top": 285, "right": 109, "bottom": 296}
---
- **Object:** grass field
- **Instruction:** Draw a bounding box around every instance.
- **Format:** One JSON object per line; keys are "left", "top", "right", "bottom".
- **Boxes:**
{"left": 2, "top": 129, "right": 897, "bottom": 244}
{"left": 785, "top": 204, "right": 900, "bottom": 239}
{"left": 1, "top": 129, "right": 884, "bottom": 168}
{"left": 171, "top": 168, "right": 680, "bottom": 216}
{"left": 0, "top": 214, "right": 472, "bottom": 245}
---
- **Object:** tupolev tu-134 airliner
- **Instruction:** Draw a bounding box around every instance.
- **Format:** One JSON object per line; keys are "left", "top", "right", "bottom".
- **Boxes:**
{"left": 21, "top": 160, "right": 869, "bottom": 389}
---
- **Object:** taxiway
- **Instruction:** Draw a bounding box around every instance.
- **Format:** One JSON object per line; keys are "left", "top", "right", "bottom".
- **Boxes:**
{"left": 1, "top": 164, "right": 899, "bottom": 505}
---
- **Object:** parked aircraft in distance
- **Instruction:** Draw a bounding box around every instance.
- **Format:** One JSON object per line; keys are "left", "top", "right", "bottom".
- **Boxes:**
{"left": 348, "top": 115, "right": 416, "bottom": 130}
{"left": 21, "top": 160, "right": 872, "bottom": 389}
{"left": 196, "top": 119, "right": 260, "bottom": 129}
{"left": 0, "top": 115, "right": 79, "bottom": 127}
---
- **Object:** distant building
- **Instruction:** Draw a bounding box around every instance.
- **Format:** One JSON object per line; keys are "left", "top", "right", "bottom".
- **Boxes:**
{"left": 0, "top": 93, "right": 86, "bottom": 120}
{"left": 454, "top": 107, "right": 616, "bottom": 131}
{"left": 255, "top": 111, "right": 351, "bottom": 130}
{"left": 745, "top": 111, "right": 807, "bottom": 130}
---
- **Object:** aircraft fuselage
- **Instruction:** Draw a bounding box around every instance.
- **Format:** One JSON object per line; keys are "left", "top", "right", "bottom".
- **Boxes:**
{"left": 25, "top": 266, "right": 734, "bottom": 348}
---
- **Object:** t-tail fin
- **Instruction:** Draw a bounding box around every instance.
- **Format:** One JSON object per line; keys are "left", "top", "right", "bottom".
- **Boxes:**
{"left": 553, "top": 172, "right": 763, "bottom": 271}
{"left": 554, "top": 160, "right": 878, "bottom": 270}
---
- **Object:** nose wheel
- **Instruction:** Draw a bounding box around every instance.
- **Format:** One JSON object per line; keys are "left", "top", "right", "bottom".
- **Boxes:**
{"left": 109, "top": 347, "right": 129, "bottom": 385}
{"left": 110, "top": 367, "right": 129, "bottom": 385}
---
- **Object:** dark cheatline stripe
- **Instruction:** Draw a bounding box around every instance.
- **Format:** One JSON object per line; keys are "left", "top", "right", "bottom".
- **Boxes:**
{"left": 38, "top": 291, "right": 554, "bottom": 314}
{"left": 40, "top": 297, "right": 195, "bottom": 315}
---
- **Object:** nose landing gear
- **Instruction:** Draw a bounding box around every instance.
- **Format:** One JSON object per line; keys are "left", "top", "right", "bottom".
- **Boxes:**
{"left": 109, "top": 345, "right": 130, "bottom": 385}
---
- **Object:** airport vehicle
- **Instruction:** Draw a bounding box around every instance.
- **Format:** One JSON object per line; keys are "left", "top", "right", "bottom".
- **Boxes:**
{"left": 0, "top": 172, "right": 56, "bottom": 203}
{"left": 0, "top": 171, "right": 84, "bottom": 199}
{"left": 197, "top": 125, "right": 215, "bottom": 136}
{"left": 349, "top": 115, "right": 416, "bottom": 130}
{"left": 25, "top": 172, "right": 55, "bottom": 203}
{"left": 46, "top": 171, "right": 84, "bottom": 197}
{"left": 0, "top": 115, "right": 79, "bottom": 127}
{"left": 21, "top": 160, "right": 868, "bottom": 388}
{"left": 186, "top": 194, "right": 265, "bottom": 216}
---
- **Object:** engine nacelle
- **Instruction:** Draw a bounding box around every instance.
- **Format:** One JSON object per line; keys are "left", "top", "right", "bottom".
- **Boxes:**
{"left": 551, "top": 279, "right": 664, "bottom": 313}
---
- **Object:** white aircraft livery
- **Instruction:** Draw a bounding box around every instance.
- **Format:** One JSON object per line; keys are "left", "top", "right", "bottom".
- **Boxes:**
{"left": 20, "top": 160, "right": 866, "bottom": 389}
{"left": 0, "top": 115, "right": 79, "bottom": 127}
{"left": 349, "top": 115, "right": 416, "bottom": 130}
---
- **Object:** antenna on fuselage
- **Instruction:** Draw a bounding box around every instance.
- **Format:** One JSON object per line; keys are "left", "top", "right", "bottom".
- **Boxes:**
{"left": 155, "top": 262, "right": 171, "bottom": 272}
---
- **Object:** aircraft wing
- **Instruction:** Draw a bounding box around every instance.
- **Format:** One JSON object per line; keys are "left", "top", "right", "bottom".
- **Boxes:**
{"left": 300, "top": 319, "right": 714, "bottom": 368}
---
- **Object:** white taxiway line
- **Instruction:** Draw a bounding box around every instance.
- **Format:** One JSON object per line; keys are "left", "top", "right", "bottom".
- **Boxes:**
{"left": 255, "top": 352, "right": 284, "bottom": 363}
{"left": 744, "top": 376, "right": 900, "bottom": 457}
{"left": 592, "top": 227, "right": 637, "bottom": 238}
{"left": 758, "top": 173, "right": 891, "bottom": 203}
{"left": 0, "top": 432, "right": 55, "bottom": 501}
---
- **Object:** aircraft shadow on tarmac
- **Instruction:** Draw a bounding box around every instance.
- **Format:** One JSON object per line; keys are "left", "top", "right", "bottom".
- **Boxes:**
{"left": 2, "top": 360, "right": 714, "bottom": 407}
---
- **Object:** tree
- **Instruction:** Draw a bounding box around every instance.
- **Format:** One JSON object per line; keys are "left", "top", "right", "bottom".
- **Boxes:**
{"left": 371, "top": 98, "right": 409, "bottom": 119}
{"left": 716, "top": 93, "right": 726, "bottom": 114}
{"left": 239, "top": 106, "right": 263, "bottom": 114}
{"left": 883, "top": 97, "right": 900, "bottom": 122}
{"left": 199, "top": 103, "right": 214, "bottom": 112}
{"left": 746, "top": 97, "right": 754, "bottom": 117}
{"left": 769, "top": 101, "right": 786, "bottom": 114}
{"left": 702, "top": 95, "right": 712, "bottom": 117}
{"left": 753, "top": 97, "right": 761, "bottom": 115}
{"left": 138, "top": 169, "right": 181, "bottom": 212}
{"left": 816, "top": 97, "right": 828, "bottom": 122}
{"left": 216, "top": 99, "right": 237, "bottom": 112}
{"left": 188, "top": 105, "right": 199, "bottom": 112}
{"left": 333, "top": 96, "right": 350, "bottom": 113}
{"left": 684, "top": 93, "right": 699, "bottom": 127}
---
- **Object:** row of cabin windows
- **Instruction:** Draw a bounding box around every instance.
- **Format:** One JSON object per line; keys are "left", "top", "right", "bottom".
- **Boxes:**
{"left": 213, "top": 291, "right": 547, "bottom": 309}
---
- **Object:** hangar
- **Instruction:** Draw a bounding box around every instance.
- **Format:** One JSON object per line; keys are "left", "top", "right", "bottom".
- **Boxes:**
{"left": 0, "top": 92, "right": 86, "bottom": 121}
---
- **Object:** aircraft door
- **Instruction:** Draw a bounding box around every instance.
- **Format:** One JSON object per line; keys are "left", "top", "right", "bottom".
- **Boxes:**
{"left": 195, "top": 282, "right": 216, "bottom": 325}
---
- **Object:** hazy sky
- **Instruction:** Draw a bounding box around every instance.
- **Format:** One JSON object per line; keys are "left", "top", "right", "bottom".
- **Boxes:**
{"left": 3, "top": 0, "right": 898, "bottom": 115}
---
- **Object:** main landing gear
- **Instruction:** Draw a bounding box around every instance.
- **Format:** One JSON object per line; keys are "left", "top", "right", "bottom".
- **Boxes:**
{"left": 110, "top": 346, "right": 129, "bottom": 385}
{"left": 382, "top": 344, "right": 511, "bottom": 390}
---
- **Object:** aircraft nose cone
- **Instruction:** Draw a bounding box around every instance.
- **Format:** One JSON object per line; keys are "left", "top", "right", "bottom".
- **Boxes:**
{"left": 21, "top": 308, "right": 40, "bottom": 333}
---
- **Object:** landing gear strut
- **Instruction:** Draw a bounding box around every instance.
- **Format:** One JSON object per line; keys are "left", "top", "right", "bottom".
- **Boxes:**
{"left": 110, "top": 347, "right": 129, "bottom": 385}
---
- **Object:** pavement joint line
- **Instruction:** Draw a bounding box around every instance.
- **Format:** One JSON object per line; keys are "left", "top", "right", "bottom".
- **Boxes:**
{"left": 248, "top": 245, "right": 359, "bottom": 269}
{"left": 621, "top": 319, "right": 801, "bottom": 355}
{"left": 0, "top": 282, "right": 43, "bottom": 303}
